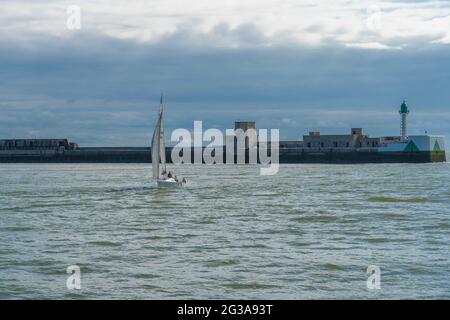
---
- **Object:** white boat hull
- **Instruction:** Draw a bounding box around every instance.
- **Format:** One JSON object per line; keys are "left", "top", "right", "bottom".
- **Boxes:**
{"left": 157, "top": 179, "right": 183, "bottom": 188}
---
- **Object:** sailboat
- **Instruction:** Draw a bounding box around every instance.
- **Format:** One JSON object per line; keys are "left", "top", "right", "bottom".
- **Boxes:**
{"left": 151, "top": 96, "right": 185, "bottom": 188}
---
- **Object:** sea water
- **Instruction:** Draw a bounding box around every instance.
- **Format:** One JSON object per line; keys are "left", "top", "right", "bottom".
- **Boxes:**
{"left": 0, "top": 163, "right": 449, "bottom": 299}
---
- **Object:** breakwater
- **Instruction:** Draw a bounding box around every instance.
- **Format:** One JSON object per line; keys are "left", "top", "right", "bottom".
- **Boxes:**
{"left": 0, "top": 147, "right": 445, "bottom": 163}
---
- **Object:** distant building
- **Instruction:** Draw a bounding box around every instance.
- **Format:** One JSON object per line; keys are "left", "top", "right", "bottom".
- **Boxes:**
{"left": 301, "top": 128, "right": 382, "bottom": 150}
{"left": 0, "top": 139, "right": 78, "bottom": 155}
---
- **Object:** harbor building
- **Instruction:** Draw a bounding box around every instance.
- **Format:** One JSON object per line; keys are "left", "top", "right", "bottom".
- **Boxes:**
{"left": 300, "top": 128, "right": 382, "bottom": 150}
{"left": 0, "top": 139, "right": 78, "bottom": 156}
{"left": 277, "top": 100, "right": 446, "bottom": 162}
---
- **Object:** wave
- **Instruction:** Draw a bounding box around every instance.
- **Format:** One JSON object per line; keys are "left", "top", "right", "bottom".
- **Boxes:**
{"left": 368, "top": 196, "right": 429, "bottom": 203}
{"left": 320, "top": 263, "right": 343, "bottom": 271}
{"left": 0, "top": 226, "right": 33, "bottom": 232}
{"left": 205, "top": 259, "right": 239, "bottom": 267}
{"left": 291, "top": 215, "right": 339, "bottom": 223}
{"left": 87, "top": 240, "right": 121, "bottom": 247}
{"left": 222, "top": 282, "right": 280, "bottom": 290}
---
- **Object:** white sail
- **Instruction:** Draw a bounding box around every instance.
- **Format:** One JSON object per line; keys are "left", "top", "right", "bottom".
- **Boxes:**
{"left": 159, "top": 98, "right": 167, "bottom": 174}
{"left": 151, "top": 109, "right": 161, "bottom": 179}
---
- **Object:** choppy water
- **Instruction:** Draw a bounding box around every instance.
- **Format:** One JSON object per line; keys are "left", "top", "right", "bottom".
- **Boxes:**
{"left": 0, "top": 163, "right": 449, "bottom": 299}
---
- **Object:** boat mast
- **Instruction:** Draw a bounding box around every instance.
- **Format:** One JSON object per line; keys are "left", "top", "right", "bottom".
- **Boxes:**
{"left": 159, "top": 94, "right": 167, "bottom": 174}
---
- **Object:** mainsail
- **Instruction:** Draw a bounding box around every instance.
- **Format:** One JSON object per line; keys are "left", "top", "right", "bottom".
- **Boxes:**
{"left": 151, "top": 110, "right": 161, "bottom": 179}
{"left": 159, "top": 97, "right": 167, "bottom": 174}
{"left": 151, "top": 96, "right": 166, "bottom": 179}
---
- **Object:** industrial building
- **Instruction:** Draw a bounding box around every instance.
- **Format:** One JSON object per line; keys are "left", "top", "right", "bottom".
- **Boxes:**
{"left": 300, "top": 128, "right": 382, "bottom": 150}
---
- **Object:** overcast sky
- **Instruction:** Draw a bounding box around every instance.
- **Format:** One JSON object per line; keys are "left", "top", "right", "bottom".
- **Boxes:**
{"left": 1, "top": 0, "right": 449, "bottom": 146}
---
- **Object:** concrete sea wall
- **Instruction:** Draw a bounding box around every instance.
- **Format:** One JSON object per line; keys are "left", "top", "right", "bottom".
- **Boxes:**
{"left": 0, "top": 147, "right": 446, "bottom": 163}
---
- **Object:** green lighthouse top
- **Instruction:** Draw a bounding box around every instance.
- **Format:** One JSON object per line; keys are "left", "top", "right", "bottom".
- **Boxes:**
{"left": 400, "top": 99, "right": 409, "bottom": 114}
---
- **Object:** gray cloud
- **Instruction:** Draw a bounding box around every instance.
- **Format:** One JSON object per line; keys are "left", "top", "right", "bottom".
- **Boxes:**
{"left": 0, "top": 27, "right": 449, "bottom": 146}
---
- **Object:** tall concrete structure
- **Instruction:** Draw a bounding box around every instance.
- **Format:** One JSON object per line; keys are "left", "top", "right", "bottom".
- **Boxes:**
{"left": 234, "top": 121, "right": 257, "bottom": 148}
{"left": 399, "top": 99, "right": 410, "bottom": 142}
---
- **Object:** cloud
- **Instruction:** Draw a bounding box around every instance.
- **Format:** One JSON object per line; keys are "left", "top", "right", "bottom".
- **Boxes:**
{"left": 2, "top": 0, "right": 450, "bottom": 48}
{"left": 0, "top": 1, "right": 449, "bottom": 146}
{"left": 1, "top": 28, "right": 450, "bottom": 146}
{"left": 345, "top": 42, "right": 403, "bottom": 50}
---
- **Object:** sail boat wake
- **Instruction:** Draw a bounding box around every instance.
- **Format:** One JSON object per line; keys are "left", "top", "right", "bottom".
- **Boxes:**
{"left": 151, "top": 96, "right": 186, "bottom": 188}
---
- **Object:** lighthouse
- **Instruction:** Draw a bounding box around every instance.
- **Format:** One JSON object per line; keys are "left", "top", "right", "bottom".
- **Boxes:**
{"left": 399, "top": 99, "right": 409, "bottom": 142}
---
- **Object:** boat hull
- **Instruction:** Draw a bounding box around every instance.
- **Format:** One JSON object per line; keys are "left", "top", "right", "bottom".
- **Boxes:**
{"left": 157, "top": 179, "right": 183, "bottom": 188}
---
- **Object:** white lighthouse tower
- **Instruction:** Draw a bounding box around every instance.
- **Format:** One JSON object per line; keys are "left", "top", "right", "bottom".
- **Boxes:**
{"left": 399, "top": 99, "right": 409, "bottom": 142}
